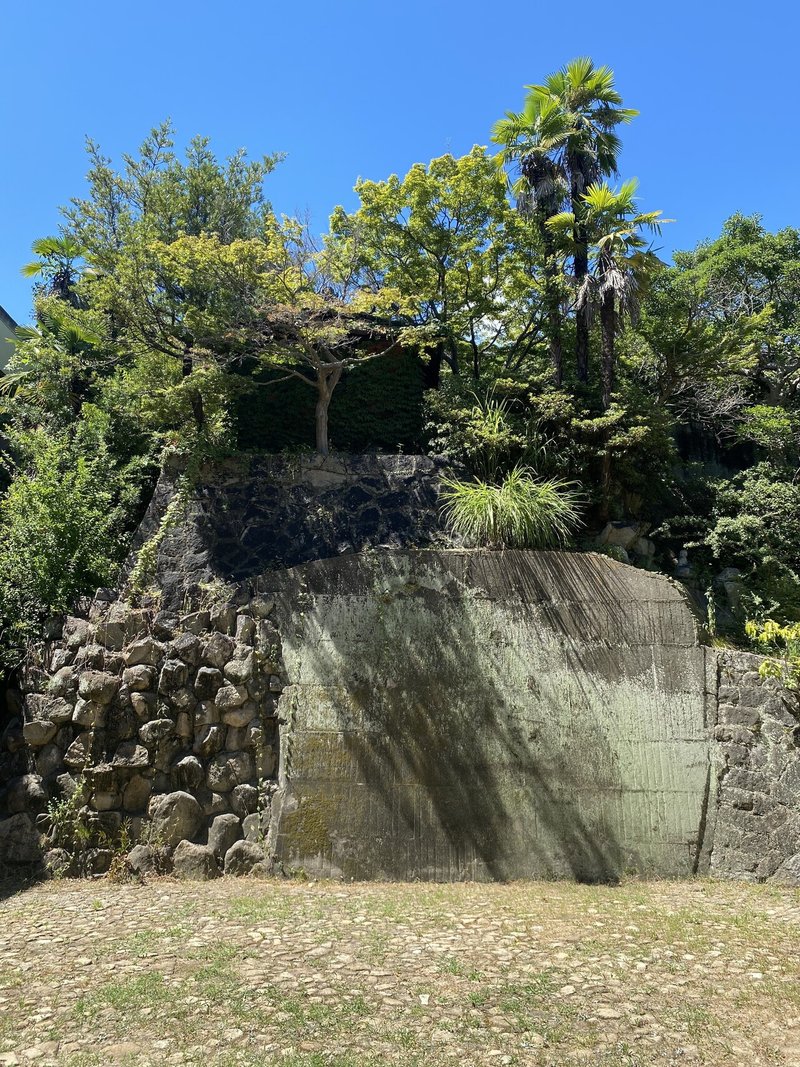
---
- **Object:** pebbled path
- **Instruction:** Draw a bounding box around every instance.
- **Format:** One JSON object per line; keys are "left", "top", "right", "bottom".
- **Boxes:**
{"left": 0, "top": 877, "right": 797, "bottom": 1066}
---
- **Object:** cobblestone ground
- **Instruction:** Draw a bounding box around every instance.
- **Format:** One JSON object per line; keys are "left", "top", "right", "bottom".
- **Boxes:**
{"left": 0, "top": 877, "right": 797, "bottom": 1067}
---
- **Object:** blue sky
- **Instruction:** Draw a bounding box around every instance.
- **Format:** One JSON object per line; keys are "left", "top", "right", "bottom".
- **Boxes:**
{"left": 2, "top": 0, "right": 797, "bottom": 325}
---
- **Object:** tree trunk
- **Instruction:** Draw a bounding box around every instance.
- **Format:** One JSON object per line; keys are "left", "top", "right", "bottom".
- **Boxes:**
{"left": 190, "top": 391, "right": 205, "bottom": 432}
{"left": 600, "top": 291, "right": 615, "bottom": 409}
{"left": 574, "top": 240, "right": 590, "bottom": 383}
{"left": 444, "top": 336, "right": 460, "bottom": 376}
{"left": 548, "top": 328, "right": 563, "bottom": 387}
{"left": 182, "top": 343, "right": 205, "bottom": 431}
{"left": 545, "top": 263, "right": 563, "bottom": 388}
{"left": 423, "top": 342, "right": 443, "bottom": 389}
{"left": 570, "top": 169, "right": 590, "bottom": 383}
{"left": 599, "top": 448, "right": 612, "bottom": 521}
{"left": 315, "top": 365, "right": 343, "bottom": 456}
{"left": 539, "top": 229, "right": 563, "bottom": 387}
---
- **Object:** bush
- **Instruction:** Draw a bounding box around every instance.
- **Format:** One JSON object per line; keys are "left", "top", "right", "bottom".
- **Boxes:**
{"left": 440, "top": 465, "right": 583, "bottom": 549}
{"left": 706, "top": 462, "right": 800, "bottom": 619}
{"left": 0, "top": 427, "right": 127, "bottom": 664}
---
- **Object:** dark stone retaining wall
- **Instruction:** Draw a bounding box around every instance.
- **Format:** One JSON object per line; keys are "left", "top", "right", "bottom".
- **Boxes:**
{"left": 129, "top": 453, "right": 452, "bottom": 611}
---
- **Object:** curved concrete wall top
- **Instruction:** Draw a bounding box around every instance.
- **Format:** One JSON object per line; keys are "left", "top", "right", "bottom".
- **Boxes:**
{"left": 261, "top": 550, "right": 715, "bottom": 882}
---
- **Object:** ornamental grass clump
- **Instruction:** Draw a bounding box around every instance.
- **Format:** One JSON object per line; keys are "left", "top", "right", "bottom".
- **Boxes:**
{"left": 440, "top": 465, "right": 582, "bottom": 549}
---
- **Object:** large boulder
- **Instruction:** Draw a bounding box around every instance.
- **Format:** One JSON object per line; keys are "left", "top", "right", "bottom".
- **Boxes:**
{"left": 231, "top": 784, "right": 259, "bottom": 819}
{"left": 48, "top": 666, "right": 78, "bottom": 699}
{"left": 112, "top": 742, "right": 150, "bottom": 771}
{"left": 22, "top": 720, "right": 57, "bottom": 747}
{"left": 171, "top": 755, "right": 204, "bottom": 791}
{"left": 194, "top": 668, "right": 224, "bottom": 701}
{"left": 203, "top": 633, "right": 235, "bottom": 670}
{"left": 173, "top": 841, "right": 220, "bottom": 880}
{"left": 122, "top": 665, "right": 156, "bottom": 692}
{"left": 77, "top": 671, "right": 120, "bottom": 705}
{"left": 73, "top": 698, "right": 102, "bottom": 727}
{"left": 222, "top": 702, "right": 257, "bottom": 729}
{"left": 224, "top": 651, "right": 255, "bottom": 686}
{"left": 123, "top": 775, "right": 152, "bottom": 813}
{"left": 224, "top": 839, "right": 266, "bottom": 876}
{"left": 63, "top": 732, "right": 93, "bottom": 769}
{"left": 149, "top": 791, "right": 203, "bottom": 847}
{"left": 35, "top": 743, "right": 63, "bottom": 779}
{"left": 172, "top": 633, "right": 202, "bottom": 668}
{"left": 195, "top": 724, "right": 225, "bottom": 759}
{"left": 125, "top": 638, "right": 165, "bottom": 667}
{"left": 208, "top": 813, "right": 241, "bottom": 859}
{"left": 139, "top": 719, "right": 175, "bottom": 746}
{"left": 206, "top": 751, "right": 254, "bottom": 793}
{"left": 597, "top": 521, "right": 648, "bottom": 551}
{"left": 0, "top": 813, "right": 42, "bottom": 864}
{"left": 6, "top": 774, "right": 48, "bottom": 815}
{"left": 127, "top": 843, "right": 156, "bottom": 876}
{"left": 773, "top": 852, "right": 800, "bottom": 887}
{"left": 215, "top": 685, "right": 248, "bottom": 710}
{"left": 26, "top": 693, "right": 73, "bottom": 725}
{"left": 158, "top": 659, "right": 189, "bottom": 694}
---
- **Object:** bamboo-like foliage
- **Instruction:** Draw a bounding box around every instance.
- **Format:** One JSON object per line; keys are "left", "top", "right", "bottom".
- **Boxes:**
{"left": 440, "top": 466, "right": 582, "bottom": 549}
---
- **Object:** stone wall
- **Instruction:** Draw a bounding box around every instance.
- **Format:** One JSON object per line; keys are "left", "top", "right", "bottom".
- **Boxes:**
{"left": 0, "top": 592, "right": 287, "bottom": 878}
{"left": 0, "top": 453, "right": 798, "bottom": 885}
{"left": 710, "top": 650, "right": 800, "bottom": 884}
{"left": 130, "top": 453, "right": 452, "bottom": 610}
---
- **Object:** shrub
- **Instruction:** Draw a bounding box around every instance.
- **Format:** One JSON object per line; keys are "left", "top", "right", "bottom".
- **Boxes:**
{"left": 440, "top": 465, "right": 582, "bottom": 549}
{"left": 0, "top": 427, "right": 126, "bottom": 664}
{"left": 745, "top": 617, "right": 800, "bottom": 687}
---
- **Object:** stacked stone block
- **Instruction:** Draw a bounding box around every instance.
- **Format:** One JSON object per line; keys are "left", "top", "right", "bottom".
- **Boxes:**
{"left": 0, "top": 591, "right": 285, "bottom": 877}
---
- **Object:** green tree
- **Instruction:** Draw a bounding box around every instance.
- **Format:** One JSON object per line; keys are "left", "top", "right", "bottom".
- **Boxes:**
{"left": 548, "top": 180, "right": 667, "bottom": 407}
{"left": 0, "top": 425, "right": 130, "bottom": 664}
{"left": 250, "top": 305, "right": 399, "bottom": 456}
{"left": 21, "top": 234, "right": 85, "bottom": 304}
{"left": 325, "top": 147, "right": 544, "bottom": 383}
{"left": 5, "top": 301, "right": 107, "bottom": 425}
{"left": 493, "top": 58, "right": 638, "bottom": 383}
{"left": 54, "top": 122, "right": 287, "bottom": 439}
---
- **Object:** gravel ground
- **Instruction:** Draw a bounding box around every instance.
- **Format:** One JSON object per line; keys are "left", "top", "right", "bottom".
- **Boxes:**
{"left": 0, "top": 876, "right": 797, "bottom": 1066}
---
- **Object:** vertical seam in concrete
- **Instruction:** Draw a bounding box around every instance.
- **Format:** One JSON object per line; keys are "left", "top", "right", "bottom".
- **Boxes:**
{"left": 697, "top": 645, "right": 721, "bottom": 873}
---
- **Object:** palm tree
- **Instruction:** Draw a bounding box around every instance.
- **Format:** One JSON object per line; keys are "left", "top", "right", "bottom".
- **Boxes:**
{"left": 493, "top": 58, "right": 638, "bottom": 383}
{"left": 548, "top": 180, "right": 668, "bottom": 407}
{"left": 22, "top": 235, "right": 84, "bottom": 304}
{"left": 3, "top": 311, "right": 104, "bottom": 416}
{"left": 516, "top": 153, "right": 568, "bottom": 385}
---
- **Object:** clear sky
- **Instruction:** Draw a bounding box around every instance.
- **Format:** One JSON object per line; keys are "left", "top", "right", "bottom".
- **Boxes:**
{"left": 2, "top": 0, "right": 798, "bottom": 325}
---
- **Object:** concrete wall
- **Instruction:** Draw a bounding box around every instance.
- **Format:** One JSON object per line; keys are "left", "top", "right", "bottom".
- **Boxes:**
{"left": 262, "top": 551, "right": 717, "bottom": 882}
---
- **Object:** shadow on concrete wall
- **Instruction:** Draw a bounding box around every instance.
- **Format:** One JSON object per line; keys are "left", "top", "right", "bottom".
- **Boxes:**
{"left": 272, "top": 551, "right": 641, "bottom": 883}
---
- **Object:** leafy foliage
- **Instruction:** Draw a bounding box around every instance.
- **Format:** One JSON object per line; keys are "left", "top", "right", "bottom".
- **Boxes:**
{"left": 0, "top": 426, "right": 132, "bottom": 664}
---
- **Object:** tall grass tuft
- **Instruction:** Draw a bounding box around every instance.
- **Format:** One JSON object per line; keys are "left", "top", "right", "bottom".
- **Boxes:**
{"left": 440, "top": 466, "right": 583, "bottom": 549}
